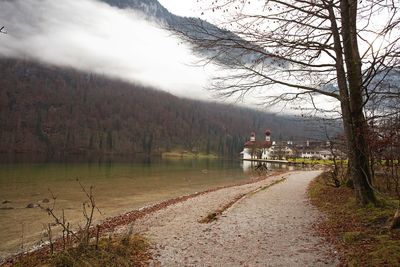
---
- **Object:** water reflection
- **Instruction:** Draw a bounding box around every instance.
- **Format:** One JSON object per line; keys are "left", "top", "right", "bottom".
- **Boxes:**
{"left": 241, "top": 160, "right": 295, "bottom": 172}
{"left": 0, "top": 158, "right": 260, "bottom": 258}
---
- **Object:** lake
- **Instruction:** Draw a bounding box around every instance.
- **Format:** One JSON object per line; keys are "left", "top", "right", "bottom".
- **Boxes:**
{"left": 0, "top": 158, "right": 275, "bottom": 259}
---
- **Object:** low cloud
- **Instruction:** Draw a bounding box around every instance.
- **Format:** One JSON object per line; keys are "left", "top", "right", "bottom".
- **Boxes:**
{"left": 0, "top": 0, "right": 339, "bottom": 114}
{"left": 0, "top": 0, "right": 213, "bottom": 99}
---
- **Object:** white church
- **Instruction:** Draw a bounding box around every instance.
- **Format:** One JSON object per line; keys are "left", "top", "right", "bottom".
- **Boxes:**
{"left": 241, "top": 130, "right": 273, "bottom": 160}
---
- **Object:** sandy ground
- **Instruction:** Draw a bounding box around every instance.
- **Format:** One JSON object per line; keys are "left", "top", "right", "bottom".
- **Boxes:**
{"left": 124, "top": 171, "right": 339, "bottom": 266}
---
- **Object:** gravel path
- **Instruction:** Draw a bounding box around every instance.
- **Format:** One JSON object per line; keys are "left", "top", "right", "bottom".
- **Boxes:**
{"left": 129, "top": 171, "right": 338, "bottom": 266}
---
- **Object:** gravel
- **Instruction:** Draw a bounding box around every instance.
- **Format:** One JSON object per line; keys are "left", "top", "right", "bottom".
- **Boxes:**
{"left": 126, "top": 171, "right": 339, "bottom": 267}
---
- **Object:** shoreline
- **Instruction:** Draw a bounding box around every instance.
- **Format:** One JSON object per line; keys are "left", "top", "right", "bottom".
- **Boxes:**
{"left": 1, "top": 170, "right": 286, "bottom": 265}
{"left": 98, "top": 170, "right": 286, "bottom": 233}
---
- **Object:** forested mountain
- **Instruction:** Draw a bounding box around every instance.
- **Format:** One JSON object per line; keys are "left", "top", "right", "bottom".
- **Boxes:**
{"left": 0, "top": 59, "right": 317, "bottom": 158}
{"left": 103, "top": 0, "right": 173, "bottom": 21}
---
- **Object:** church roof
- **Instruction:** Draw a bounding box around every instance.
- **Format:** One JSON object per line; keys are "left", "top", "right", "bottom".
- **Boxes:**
{"left": 244, "top": 141, "right": 272, "bottom": 148}
{"left": 244, "top": 140, "right": 255, "bottom": 148}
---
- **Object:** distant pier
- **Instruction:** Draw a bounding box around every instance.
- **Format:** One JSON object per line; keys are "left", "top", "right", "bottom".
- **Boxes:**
{"left": 242, "top": 159, "right": 311, "bottom": 165}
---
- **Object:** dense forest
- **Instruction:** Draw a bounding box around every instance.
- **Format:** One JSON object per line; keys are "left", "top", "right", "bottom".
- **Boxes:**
{"left": 0, "top": 59, "right": 321, "bottom": 159}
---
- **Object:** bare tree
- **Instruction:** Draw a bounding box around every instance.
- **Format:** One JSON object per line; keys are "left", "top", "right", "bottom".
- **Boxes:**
{"left": 366, "top": 106, "right": 400, "bottom": 228}
{"left": 172, "top": 0, "right": 400, "bottom": 205}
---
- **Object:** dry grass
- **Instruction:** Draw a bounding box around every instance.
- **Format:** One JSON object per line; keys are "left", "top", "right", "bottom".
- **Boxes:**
{"left": 308, "top": 172, "right": 400, "bottom": 266}
{"left": 6, "top": 234, "right": 151, "bottom": 267}
{"left": 198, "top": 177, "right": 286, "bottom": 223}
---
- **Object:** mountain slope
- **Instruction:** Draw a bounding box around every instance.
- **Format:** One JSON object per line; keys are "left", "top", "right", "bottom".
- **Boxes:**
{"left": 103, "top": 0, "right": 173, "bottom": 22}
{"left": 102, "top": 0, "right": 267, "bottom": 65}
{"left": 0, "top": 58, "right": 314, "bottom": 158}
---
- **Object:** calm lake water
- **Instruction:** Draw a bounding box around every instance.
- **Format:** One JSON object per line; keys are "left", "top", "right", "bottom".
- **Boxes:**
{"left": 0, "top": 158, "right": 272, "bottom": 259}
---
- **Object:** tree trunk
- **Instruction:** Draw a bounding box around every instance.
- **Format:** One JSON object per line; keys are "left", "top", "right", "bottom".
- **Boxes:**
{"left": 391, "top": 208, "right": 400, "bottom": 229}
{"left": 345, "top": 111, "right": 376, "bottom": 204}
{"left": 340, "top": 0, "right": 376, "bottom": 205}
{"left": 326, "top": 2, "right": 356, "bottom": 188}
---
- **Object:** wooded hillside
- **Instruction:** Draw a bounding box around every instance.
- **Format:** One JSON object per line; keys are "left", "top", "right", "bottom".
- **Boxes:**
{"left": 0, "top": 59, "right": 318, "bottom": 159}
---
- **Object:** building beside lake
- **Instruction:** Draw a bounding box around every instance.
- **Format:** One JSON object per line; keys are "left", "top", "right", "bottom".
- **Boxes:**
{"left": 241, "top": 130, "right": 273, "bottom": 159}
{"left": 299, "top": 148, "right": 333, "bottom": 159}
{"left": 293, "top": 141, "right": 335, "bottom": 160}
{"left": 241, "top": 131, "right": 339, "bottom": 160}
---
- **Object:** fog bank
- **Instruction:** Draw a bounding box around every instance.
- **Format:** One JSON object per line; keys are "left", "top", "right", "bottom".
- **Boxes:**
{"left": 0, "top": 0, "right": 213, "bottom": 99}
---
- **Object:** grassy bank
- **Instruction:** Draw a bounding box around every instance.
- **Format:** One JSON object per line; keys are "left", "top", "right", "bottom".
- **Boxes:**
{"left": 288, "top": 158, "right": 348, "bottom": 165}
{"left": 308, "top": 172, "right": 400, "bottom": 266}
{"left": 162, "top": 151, "right": 218, "bottom": 159}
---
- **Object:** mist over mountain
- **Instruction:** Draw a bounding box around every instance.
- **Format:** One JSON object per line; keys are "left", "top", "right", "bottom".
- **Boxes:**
{"left": 102, "top": 0, "right": 269, "bottom": 66}
{"left": 0, "top": 0, "right": 283, "bottom": 107}
{"left": 0, "top": 0, "right": 213, "bottom": 100}
{"left": 0, "top": 1, "right": 340, "bottom": 161}
{"left": 0, "top": 59, "right": 324, "bottom": 159}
